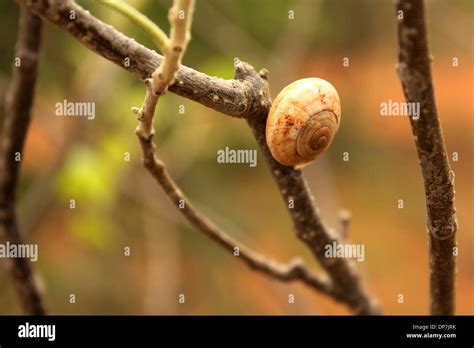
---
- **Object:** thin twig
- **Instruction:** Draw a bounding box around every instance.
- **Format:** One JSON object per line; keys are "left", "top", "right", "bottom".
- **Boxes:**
{"left": 0, "top": 8, "right": 46, "bottom": 315}
{"left": 152, "top": 0, "right": 195, "bottom": 95}
{"left": 131, "top": 0, "right": 346, "bottom": 305}
{"left": 132, "top": 79, "right": 159, "bottom": 143}
{"left": 136, "top": 129, "right": 338, "bottom": 298}
{"left": 396, "top": 0, "right": 457, "bottom": 315}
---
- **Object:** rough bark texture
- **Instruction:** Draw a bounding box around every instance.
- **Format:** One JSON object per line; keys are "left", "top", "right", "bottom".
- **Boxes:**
{"left": 0, "top": 8, "right": 46, "bottom": 315}
{"left": 396, "top": 0, "right": 457, "bottom": 315}
{"left": 17, "top": 0, "right": 381, "bottom": 314}
{"left": 16, "top": 0, "right": 262, "bottom": 118}
{"left": 131, "top": 2, "right": 357, "bottom": 310}
{"left": 136, "top": 129, "right": 338, "bottom": 299}
{"left": 238, "top": 64, "right": 380, "bottom": 315}
{"left": 134, "top": 78, "right": 159, "bottom": 139}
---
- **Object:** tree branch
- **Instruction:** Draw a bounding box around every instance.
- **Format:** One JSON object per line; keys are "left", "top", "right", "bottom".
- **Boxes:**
{"left": 134, "top": 0, "right": 195, "bottom": 139}
{"left": 152, "top": 0, "right": 195, "bottom": 95}
{"left": 16, "top": 0, "right": 261, "bottom": 118}
{"left": 137, "top": 130, "right": 339, "bottom": 299}
{"left": 18, "top": 0, "right": 381, "bottom": 314}
{"left": 396, "top": 0, "right": 458, "bottom": 315}
{"left": 132, "top": 0, "right": 342, "bottom": 306}
{"left": 133, "top": 79, "right": 159, "bottom": 143}
{"left": 0, "top": 8, "right": 46, "bottom": 315}
{"left": 241, "top": 64, "right": 379, "bottom": 315}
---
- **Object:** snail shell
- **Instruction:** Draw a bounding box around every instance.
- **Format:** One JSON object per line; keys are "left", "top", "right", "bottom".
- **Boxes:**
{"left": 266, "top": 78, "right": 341, "bottom": 167}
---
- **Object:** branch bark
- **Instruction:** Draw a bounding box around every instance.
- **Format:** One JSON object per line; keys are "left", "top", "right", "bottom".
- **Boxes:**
{"left": 241, "top": 64, "right": 379, "bottom": 315}
{"left": 152, "top": 0, "right": 195, "bottom": 95}
{"left": 137, "top": 129, "right": 339, "bottom": 299}
{"left": 131, "top": 0, "right": 355, "bottom": 307}
{"left": 133, "top": 0, "right": 343, "bottom": 306}
{"left": 16, "top": 0, "right": 261, "bottom": 118}
{"left": 396, "top": 0, "right": 458, "bottom": 315}
{"left": 0, "top": 8, "right": 46, "bottom": 315}
{"left": 18, "top": 0, "right": 381, "bottom": 314}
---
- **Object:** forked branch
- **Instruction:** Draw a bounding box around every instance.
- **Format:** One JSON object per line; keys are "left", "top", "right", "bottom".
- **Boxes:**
{"left": 132, "top": 0, "right": 342, "bottom": 304}
{"left": 18, "top": 0, "right": 381, "bottom": 314}
{"left": 136, "top": 126, "right": 338, "bottom": 298}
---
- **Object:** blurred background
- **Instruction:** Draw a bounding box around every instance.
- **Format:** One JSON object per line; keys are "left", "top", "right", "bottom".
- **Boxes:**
{"left": 0, "top": 0, "right": 472, "bottom": 315}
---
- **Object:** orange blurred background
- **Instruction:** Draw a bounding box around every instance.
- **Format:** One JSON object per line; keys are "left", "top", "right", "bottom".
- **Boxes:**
{"left": 0, "top": 0, "right": 472, "bottom": 314}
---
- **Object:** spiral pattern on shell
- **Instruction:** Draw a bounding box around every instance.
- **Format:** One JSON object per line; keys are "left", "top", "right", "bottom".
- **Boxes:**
{"left": 266, "top": 78, "right": 341, "bottom": 167}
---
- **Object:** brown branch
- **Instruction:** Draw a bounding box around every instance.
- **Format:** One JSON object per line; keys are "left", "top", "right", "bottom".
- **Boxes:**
{"left": 0, "top": 8, "right": 46, "bottom": 315}
{"left": 136, "top": 130, "right": 340, "bottom": 299}
{"left": 135, "top": 0, "right": 195, "bottom": 139}
{"left": 16, "top": 0, "right": 262, "bottom": 118}
{"left": 241, "top": 64, "right": 380, "bottom": 315}
{"left": 152, "top": 0, "right": 195, "bottom": 95}
{"left": 18, "top": 0, "right": 381, "bottom": 314}
{"left": 396, "top": 0, "right": 458, "bottom": 315}
{"left": 131, "top": 2, "right": 343, "bottom": 305}
{"left": 133, "top": 79, "right": 159, "bottom": 141}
